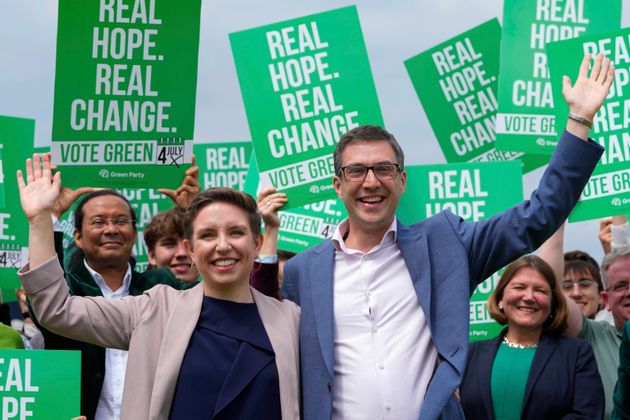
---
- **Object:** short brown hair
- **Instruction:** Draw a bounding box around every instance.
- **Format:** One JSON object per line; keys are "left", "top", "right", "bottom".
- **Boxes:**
{"left": 144, "top": 208, "right": 186, "bottom": 253}
{"left": 487, "top": 255, "right": 568, "bottom": 335}
{"left": 333, "top": 125, "right": 404, "bottom": 175}
{"left": 184, "top": 187, "right": 261, "bottom": 241}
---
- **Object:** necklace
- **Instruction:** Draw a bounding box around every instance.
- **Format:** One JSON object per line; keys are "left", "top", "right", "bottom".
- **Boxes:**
{"left": 502, "top": 336, "right": 538, "bottom": 349}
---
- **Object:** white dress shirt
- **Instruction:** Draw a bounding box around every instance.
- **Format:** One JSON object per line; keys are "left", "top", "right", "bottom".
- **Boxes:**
{"left": 84, "top": 261, "right": 131, "bottom": 420}
{"left": 331, "top": 219, "right": 437, "bottom": 420}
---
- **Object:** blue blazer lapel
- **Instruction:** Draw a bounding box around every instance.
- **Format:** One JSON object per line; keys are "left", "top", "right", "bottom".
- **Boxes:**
{"left": 478, "top": 337, "right": 501, "bottom": 420}
{"left": 309, "top": 241, "right": 335, "bottom": 379}
{"left": 397, "top": 222, "right": 432, "bottom": 327}
{"left": 522, "top": 333, "right": 556, "bottom": 411}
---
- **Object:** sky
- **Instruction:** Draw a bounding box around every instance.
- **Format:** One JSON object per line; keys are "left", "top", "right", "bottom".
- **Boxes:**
{"left": 1, "top": 0, "right": 628, "bottom": 263}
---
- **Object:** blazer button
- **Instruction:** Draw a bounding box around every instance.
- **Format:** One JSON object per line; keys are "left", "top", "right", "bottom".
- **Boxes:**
{"left": 328, "top": 383, "right": 332, "bottom": 392}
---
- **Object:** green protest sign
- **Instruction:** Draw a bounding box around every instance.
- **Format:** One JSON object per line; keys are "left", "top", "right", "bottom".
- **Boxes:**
{"left": 58, "top": 188, "right": 174, "bottom": 272}
{"left": 397, "top": 160, "right": 523, "bottom": 341}
{"left": 194, "top": 141, "right": 252, "bottom": 191}
{"left": 0, "top": 145, "right": 5, "bottom": 208}
{"left": 244, "top": 152, "right": 347, "bottom": 253}
{"left": 547, "top": 29, "right": 630, "bottom": 221}
{"left": 51, "top": 0, "right": 202, "bottom": 189}
{"left": 495, "top": 0, "right": 621, "bottom": 154}
{"left": 404, "top": 19, "right": 547, "bottom": 174}
{"left": 0, "top": 350, "right": 80, "bottom": 419}
{"left": 0, "top": 117, "right": 44, "bottom": 289}
{"left": 230, "top": 6, "right": 383, "bottom": 209}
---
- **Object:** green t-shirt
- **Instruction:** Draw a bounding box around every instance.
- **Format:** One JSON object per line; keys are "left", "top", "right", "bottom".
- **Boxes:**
{"left": 579, "top": 317, "right": 622, "bottom": 420}
{"left": 0, "top": 324, "right": 24, "bottom": 349}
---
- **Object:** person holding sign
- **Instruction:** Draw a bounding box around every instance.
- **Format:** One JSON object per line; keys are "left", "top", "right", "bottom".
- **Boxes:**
{"left": 282, "top": 53, "right": 613, "bottom": 419}
{"left": 459, "top": 255, "right": 604, "bottom": 419}
{"left": 17, "top": 156, "right": 301, "bottom": 419}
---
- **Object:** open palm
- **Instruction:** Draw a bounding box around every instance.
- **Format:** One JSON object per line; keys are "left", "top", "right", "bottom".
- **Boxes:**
{"left": 562, "top": 54, "right": 614, "bottom": 120}
{"left": 17, "top": 153, "right": 61, "bottom": 221}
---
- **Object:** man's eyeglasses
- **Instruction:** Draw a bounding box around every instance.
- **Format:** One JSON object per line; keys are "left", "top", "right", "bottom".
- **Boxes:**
{"left": 561, "top": 279, "right": 597, "bottom": 291}
{"left": 340, "top": 164, "right": 401, "bottom": 182}
{"left": 89, "top": 217, "right": 133, "bottom": 229}
{"left": 607, "top": 282, "right": 630, "bottom": 294}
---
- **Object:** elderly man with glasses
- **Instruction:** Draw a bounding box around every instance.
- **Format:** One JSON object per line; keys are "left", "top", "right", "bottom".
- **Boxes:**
{"left": 564, "top": 245, "right": 630, "bottom": 419}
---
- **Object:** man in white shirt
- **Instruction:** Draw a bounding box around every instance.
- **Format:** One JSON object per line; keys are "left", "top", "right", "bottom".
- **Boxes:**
{"left": 282, "top": 54, "right": 613, "bottom": 419}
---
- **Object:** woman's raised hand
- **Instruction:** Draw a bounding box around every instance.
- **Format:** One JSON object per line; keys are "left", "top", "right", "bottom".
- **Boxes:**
{"left": 16, "top": 153, "right": 61, "bottom": 222}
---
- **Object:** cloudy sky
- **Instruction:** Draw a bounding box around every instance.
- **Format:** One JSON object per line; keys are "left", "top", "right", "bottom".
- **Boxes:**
{"left": 1, "top": 0, "right": 628, "bottom": 262}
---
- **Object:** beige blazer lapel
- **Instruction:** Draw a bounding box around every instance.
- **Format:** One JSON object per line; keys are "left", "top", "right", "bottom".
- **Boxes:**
{"left": 253, "top": 288, "right": 301, "bottom": 420}
{"left": 148, "top": 284, "right": 204, "bottom": 419}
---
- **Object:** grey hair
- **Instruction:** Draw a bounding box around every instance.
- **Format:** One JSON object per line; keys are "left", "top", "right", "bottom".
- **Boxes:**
{"left": 601, "top": 245, "right": 630, "bottom": 288}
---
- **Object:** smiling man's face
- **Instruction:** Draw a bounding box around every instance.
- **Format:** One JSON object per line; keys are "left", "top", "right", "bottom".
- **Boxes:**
{"left": 75, "top": 196, "right": 136, "bottom": 269}
{"left": 334, "top": 140, "right": 406, "bottom": 239}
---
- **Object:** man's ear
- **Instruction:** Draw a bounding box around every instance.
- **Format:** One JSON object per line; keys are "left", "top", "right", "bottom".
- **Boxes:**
{"left": 147, "top": 250, "right": 157, "bottom": 266}
{"left": 334, "top": 175, "right": 343, "bottom": 199}
{"left": 600, "top": 291, "right": 611, "bottom": 310}
{"left": 73, "top": 230, "right": 83, "bottom": 249}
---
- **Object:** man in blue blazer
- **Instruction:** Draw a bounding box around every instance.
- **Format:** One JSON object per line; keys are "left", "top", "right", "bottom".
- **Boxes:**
{"left": 283, "top": 54, "right": 613, "bottom": 419}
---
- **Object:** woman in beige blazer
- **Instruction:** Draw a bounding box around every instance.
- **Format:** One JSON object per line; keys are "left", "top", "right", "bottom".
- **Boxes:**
{"left": 17, "top": 154, "right": 300, "bottom": 420}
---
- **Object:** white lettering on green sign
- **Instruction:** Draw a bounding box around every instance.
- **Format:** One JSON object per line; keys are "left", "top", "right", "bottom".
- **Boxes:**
{"left": 264, "top": 20, "right": 360, "bottom": 166}
{"left": 426, "top": 169, "right": 488, "bottom": 221}
{"left": 68, "top": 0, "right": 178, "bottom": 134}
{"left": 0, "top": 213, "right": 12, "bottom": 241}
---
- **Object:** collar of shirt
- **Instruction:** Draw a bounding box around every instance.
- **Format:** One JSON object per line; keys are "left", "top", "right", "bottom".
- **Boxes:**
{"left": 83, "top": 260, "right": 132, "bottom": 298}
{"left": 332, "top": 218, "right": 398, "bottom": 255}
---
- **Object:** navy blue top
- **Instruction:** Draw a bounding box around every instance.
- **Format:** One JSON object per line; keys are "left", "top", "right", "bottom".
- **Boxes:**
{"left": 169, "top": 296, "right": 281, "bottom": 419}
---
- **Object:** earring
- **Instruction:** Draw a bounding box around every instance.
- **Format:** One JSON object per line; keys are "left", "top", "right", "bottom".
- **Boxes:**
{"left": 252, "top": 258, "right": 261, "bottom": 272}
{"left": 498, "top": 303, "right": 504, "bottom": 311}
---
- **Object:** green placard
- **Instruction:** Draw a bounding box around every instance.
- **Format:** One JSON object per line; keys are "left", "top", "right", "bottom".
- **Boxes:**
{"left": 404, "top": 19, "right": 547, "bottom": 174}
{"left": 58, "top": 188, "right": 174, "bottom": 272}
{"left": 495, "top": 0, "right": 621, "bottom": 154}
{"left": 194, "top": 141, "right": 253, "bottom": 191}
{"left": 244, "top": 152, "right": 347, "bottom": 253}
{"left": 51, "top": 0, "right": 202, "bottom": 189}
{"left": 0, "top": 350, "right": 80, "bottom": 419}
{"left": 397, "top": 160, "right": 523, "bottom": 341}
{"left": 0, "top": 145, "right": 5, "bottom": 208}
{"left": 230, "top": 6, "right": 383, "bottom": 209}
{"left": 0, "top": 117, "right": 44, "bottom": 289}
{"left": 547, "top": 29, "right": 630, "bottom": 221}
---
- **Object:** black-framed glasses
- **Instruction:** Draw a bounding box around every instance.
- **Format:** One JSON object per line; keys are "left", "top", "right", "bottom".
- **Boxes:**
{"left": 340, "top": 163, "right": 401, "bottom": 182}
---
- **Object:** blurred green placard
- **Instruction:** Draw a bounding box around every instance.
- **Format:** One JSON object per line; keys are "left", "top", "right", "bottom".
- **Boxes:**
{"left": 230, "top": 6, "right": 383, "bottom": 209}
{"left": 0, "top": 350, "right": 80, "bottom": 419}
{"left": 495, "top": 0, "right": 621, "bottom": 154}
{"left": 547, "top": 28, "right": 630, "bottom": 221}
{"left": 398, "top": 160, "right": 523, "bottom": 341}
{"left": 244, "top": 153, "right": 346, "bottom": 253}
{"left": 51, "top": 0, "right": 202, "bottom": 189}
{"left": 0, "top": 117, "right": 45, "bottom": 289}
{"left": 0, "top": 145, "right": 5, "bottom": 208}
{"left": 194, "top": 142, "right": 252, "bottom": 191}
{"left": 404, "top": 19, "right": 547, "bottom": 174}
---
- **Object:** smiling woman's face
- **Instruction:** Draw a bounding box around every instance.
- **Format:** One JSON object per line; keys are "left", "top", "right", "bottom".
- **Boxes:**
{"left": 499, "top": 267, "right": 552, "bottom": 333}
{"left": 185, "top": 202, "right": 261, "bottom": 293}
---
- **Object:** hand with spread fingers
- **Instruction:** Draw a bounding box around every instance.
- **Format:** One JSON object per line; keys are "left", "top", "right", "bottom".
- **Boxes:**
{"left": 17, "top": 153, "right": 61, "bottom": 222}
{"left": 562, "top": 53, "right": 614, "bottom": 121}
